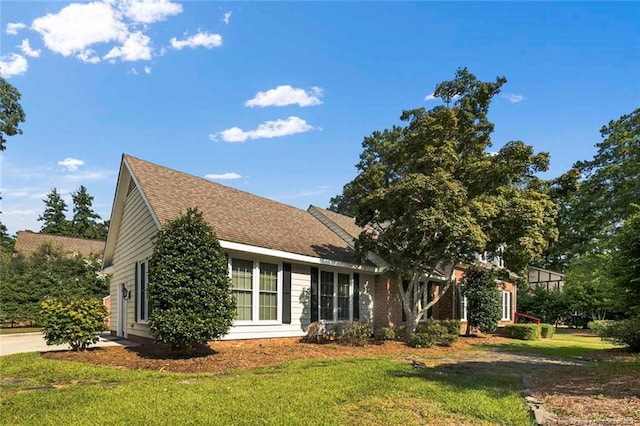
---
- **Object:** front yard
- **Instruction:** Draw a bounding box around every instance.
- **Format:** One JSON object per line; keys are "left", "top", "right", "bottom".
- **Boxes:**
{"left": 0, "top": 331, "right": 638, "bottom": 425}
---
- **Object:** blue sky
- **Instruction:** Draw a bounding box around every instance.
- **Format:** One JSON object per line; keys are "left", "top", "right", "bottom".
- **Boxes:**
{"left": 1, "top": 1, "right": 639, "bottom": 235}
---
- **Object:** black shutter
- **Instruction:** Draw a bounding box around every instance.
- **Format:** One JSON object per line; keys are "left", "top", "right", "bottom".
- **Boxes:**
{"left": 282, "top": 263, "right": 292, "bottom": 324}
{"left": 353, "top": 273, "right": 360, "bottom": 321}
{"left": 134, "top": 262, "right": 139, "bottom": 322}
{"left": 310, "top": 267, "right": 319, "bottom": 322}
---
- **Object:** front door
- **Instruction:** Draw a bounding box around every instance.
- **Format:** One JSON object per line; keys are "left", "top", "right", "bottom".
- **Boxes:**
{"left": 117, "top": 284, "right": 128, "bottom": 338}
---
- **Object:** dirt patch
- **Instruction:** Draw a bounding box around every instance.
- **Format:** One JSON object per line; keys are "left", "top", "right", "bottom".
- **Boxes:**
{"left": 42, "top": 336, "right": 502, "bottom": 374}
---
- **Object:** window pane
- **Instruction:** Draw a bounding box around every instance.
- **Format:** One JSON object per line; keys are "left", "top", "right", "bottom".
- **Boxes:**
{"left": 337, "top": 273, "right": 350, "bottom": 320}
{"left": 320, "top": 271, "right": 334, "bottom": 320}
{"left": 259, "top": 263, "right": 278, "bottom": 292}
{"left": 234, "top": 290, "right": 253, "bottom": 321}
{"left": 232, "top": 259, "right": 253, "bottom": 290}
{"left": 259, "top": 293, "right": 277, "bottom": 320}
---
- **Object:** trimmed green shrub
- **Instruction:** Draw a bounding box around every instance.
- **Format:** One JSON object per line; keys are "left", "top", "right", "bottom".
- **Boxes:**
{"left": 333, "top": 321, "right": 372, "bottom": 346}
{"left": 410, "top": 332, "right": 439, "bottom": 348}
{"left": 503, "top": 324, "right": 541, "bottom": 341}
{"left": 588, "top": 320, "right": 615, "bottom": 335}
{"left": 598, "top": 317, "right": 640, "bottom": 352}
{"left": 440, "top": 319, "right": 462, "bottom": 337}
{"left": 148, "top": 208, "right": 235, "bottom": 353}
{"left": 540, "top": 323, "right": 555, "bottom": 338}
{"left": 460, "top": 266, "right": 502, "bottom": 334}
{"left": 438, "top": 334, "right": 458, "bottom": 346}
{"left": 374, "top": 327, "right": 395, "bottom": 341}
{"left": 40, "top": 297, "right": 108, "bottom": 351}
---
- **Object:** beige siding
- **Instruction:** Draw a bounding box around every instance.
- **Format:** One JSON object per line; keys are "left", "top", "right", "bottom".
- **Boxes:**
{"left": 109, "top": 187, "right": 158, "bottom": 338}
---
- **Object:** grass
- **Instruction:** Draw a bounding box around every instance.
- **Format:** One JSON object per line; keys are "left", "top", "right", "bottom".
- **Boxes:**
{"left": 0, "top": 327, "right": 42, "bottom": 335}
{"left": 0, "top": 353, "right": 530, "bottom": 425}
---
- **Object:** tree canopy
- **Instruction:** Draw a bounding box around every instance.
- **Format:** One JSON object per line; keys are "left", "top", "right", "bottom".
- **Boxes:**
{"left": 148, "top": 208, "right": 236, "bottom": 353}
{"left": 0, "top": 76, "right": 25, "bottom": 151}
{"left": 330, "top": 68, "right": 558, "bottom": 339}
{"left": 38, "top": 188, "right": 70, "bottom": 235}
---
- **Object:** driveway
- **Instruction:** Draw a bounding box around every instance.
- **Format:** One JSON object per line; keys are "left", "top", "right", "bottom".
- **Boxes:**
{"left": 0, "top": 332, "right": 135, "bottom": 356}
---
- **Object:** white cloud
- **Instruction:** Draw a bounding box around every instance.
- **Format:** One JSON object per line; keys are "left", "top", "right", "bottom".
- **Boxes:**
{"left": 77, "top": 49, "right": 101, "bottom": 64}
{"left": 204, "top": 172, "right": 242, "bottom": 180}
{"left": 57, "top": 157, "right": 85, "bottom": 171}
{"left": 144, "top": 65, "right": 151, "bottom": 74}
{"left": 170, "top": 31, "right": 222, "bottom": 50}
{"left": 6, "top": 22, "right": 27, "bottom": 35}
{"left": 61, "top": 170, "right": 112, "bottom": 182}
{"left": 0, "top": 54, "right": 28, "bottom": 78}
{"left": 19, "top": 39, "right": 41, "bottom": 58}
{"left": 276, "top": 187, "right": 329, "bottom": 200}
{"left": 119, "top": 0, "right": 183, "bottom": 24}
{"left": 211, "top": 116, "right": 314, "bottom": 143}
{"left": 104, "top": 31, "right": 152, "bottom": 62}
{"left": 3, "top": 209, "right": 37, "bottom": 216}
{"left": 129, "top": 67, "right": 138, "bottom": 75}
{"left": 425, "top": 93, "right": 436, "bottom": 101}
{"left": 32, "top": 2, "right": 128, "bottom": 57}
{"left": 245, "top": 85, "right": 324, "bottom": 108}
{"left": 503, "top": 93, "right": 525, "bottom": 103}
{"left": 223, "top": 11, "right": 232, "bottom": 24}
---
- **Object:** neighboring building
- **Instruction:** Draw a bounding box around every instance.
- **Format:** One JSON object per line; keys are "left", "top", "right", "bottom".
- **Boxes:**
{"left": 14, "top": 231, "right": 105, "bottom": 258}
{"left": 528, "top": 266, "right": 565, "bottom": 292}
{"left": 103, "top": 154, "right": 515, "bottom": 342}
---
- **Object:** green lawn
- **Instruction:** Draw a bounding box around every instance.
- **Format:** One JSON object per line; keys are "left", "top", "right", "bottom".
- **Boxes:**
{"left": 0, "top": 353, "right": 529, "bottom": 425}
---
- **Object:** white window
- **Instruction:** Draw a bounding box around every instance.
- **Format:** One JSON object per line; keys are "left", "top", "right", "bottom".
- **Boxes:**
{"left": 502, "top": 290, "right": 512, "bottom": 321}
{"left": 460, "top": 296, "right": 468, "bottom": 322}
{"left": 319, "top": 271, "right": 354, "bottom": 322}
{"left": 136, "top": 260, "right": 149, "bottom": 323}
{"left": 229, "top": 256, "right": 281, "bottom": 323}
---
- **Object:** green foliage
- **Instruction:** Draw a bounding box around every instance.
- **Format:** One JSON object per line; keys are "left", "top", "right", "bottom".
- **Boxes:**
{"left": 40, "top": 297, "right": 108, "bottom": 351}
{"left": 410, "top": 332, "right": 440, "bottom": 348}
{"left": 330, "top": 68, "right": 557, "bottom": 341}
{"left": 411, "top": 319, "right": 459, "bottom": 347}
{"left": 70, "top": 185, "right": 107, "bottom": 240}
{"left": 0, "top": 76, "right": 26, "bottom": 151}
{"left": 596, "top": 317, "right": 640, "bottom": 352}
{"left": 517, "top": 286, "right": 568, "bottom": 325}
{"left": 148, "top": 208, "right": 235, "bottom": 352}
{"left": 0, "top": 244, "right": 109, "bottom": 326}
{"left": 440, "top": 319, "right": 462, "bottom": 336}
{"left": 374, "top": 326, "right": 396, "bottom": 341}
{"left": 609, "top": 209, "right": 640, "bottom": 316}
{"left": 563, "top": 252, "right": 618, "bottom": 321}
{"left": 38, "top": 188, "right": 70, "bottom": 235}
{"left": 460, "top": 266, "right": 502, "bottom": 334}
{"left": 588, "top": 320, "right": 615, "bottom": 334}
{"left": 332, "top": 321, "right": 372, "bottom": 346}
{"left": 540, "top": 324, "right": 555, "bottom": 338}
{"left": 503, "top": 324, "right": 541, "bottom": 341}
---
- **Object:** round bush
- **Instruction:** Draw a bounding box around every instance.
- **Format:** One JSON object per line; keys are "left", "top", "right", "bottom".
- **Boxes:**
{"left": 540, "top": 323, "right": 555, "bottom": 339}
{"left": 374, "top": 327, "right": 396, "bottom": 341}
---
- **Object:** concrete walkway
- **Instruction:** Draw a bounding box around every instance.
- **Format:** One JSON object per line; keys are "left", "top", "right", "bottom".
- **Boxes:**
{"left": 0, "top": 332, "right": 135, "bottom": 356}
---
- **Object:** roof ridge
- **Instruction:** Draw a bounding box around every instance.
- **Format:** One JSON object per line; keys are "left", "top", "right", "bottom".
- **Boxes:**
{"left": 124, "top": 153, "right": 318, "bottom": 217}
{"left": 309, "top": 204, "right": 356, "bottom": 220}
{"left": 16, "top": 230, "right": 105, "bottom": 243}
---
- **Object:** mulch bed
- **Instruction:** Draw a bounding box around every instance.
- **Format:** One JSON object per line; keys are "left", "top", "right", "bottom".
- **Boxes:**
{"left": 42, "top": 335, "right": 501, "bottom": 374}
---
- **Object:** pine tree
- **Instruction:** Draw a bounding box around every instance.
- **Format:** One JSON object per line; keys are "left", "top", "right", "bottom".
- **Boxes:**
{"left": 70, "top": 186, "right": 102, "bottom": 239}
{"left": 38, "top": 188, "right": 70, "bottom": 235}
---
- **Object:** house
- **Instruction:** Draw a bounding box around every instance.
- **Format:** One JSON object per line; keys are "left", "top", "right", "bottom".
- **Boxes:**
{"left": 14, "top": 231, "right": 105, "bottom": 258}
{"left": 528, "top": 266, "right": 565, "bottom": 292}
{"left": 103, "top": 155, "right": 515, "bottom": 342}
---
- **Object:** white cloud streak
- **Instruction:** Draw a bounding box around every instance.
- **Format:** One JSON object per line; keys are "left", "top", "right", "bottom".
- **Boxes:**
{"left": 0, "top": 54, "right": 28, "bottom": 78}
{"left": 223, "top": 12, "right": 232, "bottom": 24}
{"left": 19, "top": 39, "right": 41, "bottom": 58}
{"left": 211, "top": 116, "right": 314, "bottom": 143}
{"left": 245, "top": 85, "right": 324, "bottom": 108}
{"left": 503, "top": 93, "right": 525, "bottom": 103}
{"left": 425, "top": 93, "right": 436, "bottom": 101}
{"left": 57, "top": 157, "right": 85, "bottom": 171}
{"left": 204, "top": 172, "right": 242, "bottom": 180}
{"left": 77, "top": 49, "right": 101, "bottom": 64}
{"left": 104, "top": 31, "right": 152, "bottom": 62}
{"left": 144, "top": 66, "right": 151, "bottom": 74}
{"left": 6, "top": 22, "right": 27, "bottom": 35}
{"left": 170, "top": 31, "right": 222, "bottom": 50}
{"left": 119, "top": 0, "right": 183, "bottom": 24}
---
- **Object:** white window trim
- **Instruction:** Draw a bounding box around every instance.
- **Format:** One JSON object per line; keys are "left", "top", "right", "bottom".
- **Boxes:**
{"left": 136, "top": 259, "right": 150, "bottom": 324}
{"left": 502, "top": 290, "right": 512, "bottom": 321}
{"left": 319, "top": 269, "right": 355, "bottom": 323}
{"left": 228, "top": 255, "right": 282, "bottom": 326}
{"left": 461, "top": 296, "right": 468, "bottom": 322}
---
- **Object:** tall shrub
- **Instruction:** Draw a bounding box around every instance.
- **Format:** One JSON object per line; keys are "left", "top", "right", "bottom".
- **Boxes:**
{"left": 460, "top": 266, "right": 502, "bottom": 335}
{"left": 148, "top": 208, "right": 235, "bottom": 353}
{"left": 40, "top": 297, "right": 108, "bottom": 351}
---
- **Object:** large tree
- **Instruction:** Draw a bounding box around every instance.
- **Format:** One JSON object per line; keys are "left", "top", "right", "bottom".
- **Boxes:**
{"left": 70, "top": 185, "right": 103, "bottom": 239}
{"left": 332, "top": 68, "right": 558, "bottom": 340}
{"left": 0, "top": 76, "right": 26, "bottom": 151}
{"left": 148, "top": 208, "right": 236, "bottom": 354}
{"left": 38, "top": 188, "right": 70, "bottom": 235}
{"left": 609, "top": 208, "right": 640, "bottom": 316}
